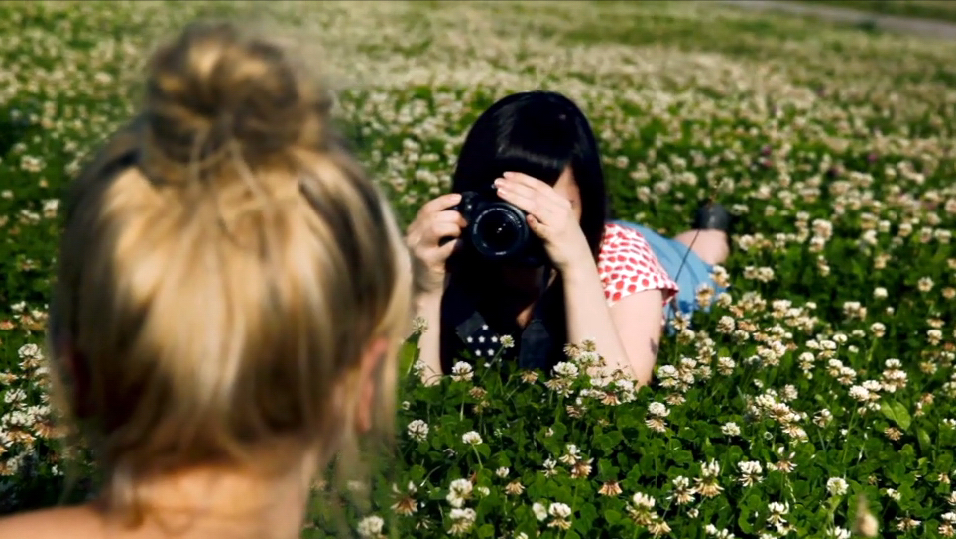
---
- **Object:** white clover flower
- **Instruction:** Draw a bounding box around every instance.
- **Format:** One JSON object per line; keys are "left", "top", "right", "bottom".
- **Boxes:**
{"left": 717, "top": 356, "right": 736, "bottom": 375}
{"left": 648, "top": 402, "right": 669, "bottom": 417}
{"left": 407, "top": 419, "right": 429, "bottom": 442}
{"left": 630, "top": 492, "right": 656, "bottom": 510}
{"left": 411, "top": 316, "right": 427, "bottom": 334}
{"left": 461, "top": 431, "right": 483, "bottom": 445}
{"left": 448, "top": 508, "right": 477, "bottom": 535}
{"left": 411, "top": 359, "right": 427, "bottom": 375}
{"left": 449, "top": 478, "right": 472, "bottom": 496}
{"left": 737, "top": 460, "right": 763, "bottom": 486}
{"left": 813, "top": 409, "right": 833, "bottom": 427}
{"left": 450, "top": 361, "right": 474, "bottom": 382}
{"left": 657, "top": 365, "right": 678, "bottom": 379}
{"left": 721, "top": 422, "right": 740, "bottom": 436}
{"left": 701, "top": 459, "right": 721, "bottom": 478}
{"left": 446, "top": 478, "right": 473, "bottom": 508}
{"left": 3, "top": 389, "right": 26, "bottom": 404}
{"left": 499, "top": 335, "right": 515, "bottom": 348}
{"left": 496, "top": 467, "right": 509, "bottom": 478}
{"left": 357, "top": 515, "right": 384, "bottom": 538}
{"left": 548, "top": 502, "right": 572, "bottom": 518}
{"left": 532, "top": 502, "right": 548, "bottom": 521}
{"left": 615, "top": 378, "right": 635, "bottom": 393}
{"left": 553, "top": 361, "right": 579, "bottom": 379}
{"left": 768, "top": 501, "right": 788, "bottom": 516}
{"left": 17, "top": 343, "right": 42, "bottom": 360}
{"left": 667, "top": 476, "right": 695, "bottom": 506}
{"left": 559, "top": 444, "right": 581, "bottom": 465}
{"left": 704, "top": 524, "right": 736, "bottom": 538}
{"left": 829, "top": 528, "right": 851, "bottom": 539}
{"left": 576, "top": 351, "right": 600, "bottom": 366}
{"left": 849, "top": 385, "right": 870, "bottom": 402}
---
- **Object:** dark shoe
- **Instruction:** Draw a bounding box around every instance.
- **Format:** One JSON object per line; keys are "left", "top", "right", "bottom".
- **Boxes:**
{"left": 691, "top": 201, "right": 734, "bottom": 255}
{"left": 691, "top": 201, "right": 732, "bottom": 233}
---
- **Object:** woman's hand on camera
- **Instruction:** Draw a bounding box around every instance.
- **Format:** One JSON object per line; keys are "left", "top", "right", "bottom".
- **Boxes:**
{"left": 493, "top": 172, "right": 592, "bottom": 273}
{"left": 406, "top": 193, "right": 467, "bottom": 295}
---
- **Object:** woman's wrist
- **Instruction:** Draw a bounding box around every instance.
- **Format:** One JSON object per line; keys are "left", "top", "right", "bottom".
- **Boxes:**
{"left": 415, "top": 287, "right": 444, "bottom": 315}
{"left": 557, "top": 256, "right": 600, "bottom": 285}
{"left": 417, "top": 272, "right": 449, "bottom": 307}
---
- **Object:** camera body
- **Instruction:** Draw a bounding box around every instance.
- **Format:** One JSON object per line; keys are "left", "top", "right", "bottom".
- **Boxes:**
{"left": 452, "top": 191, "right": 547, "bottom": 267}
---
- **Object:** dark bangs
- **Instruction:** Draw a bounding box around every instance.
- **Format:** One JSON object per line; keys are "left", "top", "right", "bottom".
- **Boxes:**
{"left": 453, "top": 95, "right": 577, "bottom": 193}
{"left": 451, "top": 91, "right": 608, "bottom": 258}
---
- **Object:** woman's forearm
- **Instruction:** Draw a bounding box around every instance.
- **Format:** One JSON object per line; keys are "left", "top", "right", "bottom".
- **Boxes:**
{"left": 560, "top": 260, "right": 634, "bottom": 377}
{"left": 414, "top": 291, "right": 444, "bottom": 385}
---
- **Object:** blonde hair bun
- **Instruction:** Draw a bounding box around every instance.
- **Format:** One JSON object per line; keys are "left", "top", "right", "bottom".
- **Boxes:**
{"left": 143, "top": 22, "right": 328, "bottom": 174}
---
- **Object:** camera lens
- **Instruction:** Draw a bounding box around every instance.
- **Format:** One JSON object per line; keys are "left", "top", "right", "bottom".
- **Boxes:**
{"left": 472, "top": 206, "right": 528, "bottom": 258}
{"left": 479, "top": 212, "right": 519, "bottom": 250}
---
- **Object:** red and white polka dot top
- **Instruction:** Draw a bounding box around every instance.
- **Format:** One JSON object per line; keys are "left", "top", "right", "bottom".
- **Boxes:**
{"left": 597, "top": 222, "right": 679, "bottom": 307}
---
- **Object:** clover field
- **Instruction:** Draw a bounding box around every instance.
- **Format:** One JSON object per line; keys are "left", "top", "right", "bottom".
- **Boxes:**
{"left": 1, "top": 1, "right": 956, "bottom": 538}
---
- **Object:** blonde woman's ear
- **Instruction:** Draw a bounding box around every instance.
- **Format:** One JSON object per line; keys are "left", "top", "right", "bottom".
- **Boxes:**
{"left": 355, "top": 337, "right": 390, "bottom": 434}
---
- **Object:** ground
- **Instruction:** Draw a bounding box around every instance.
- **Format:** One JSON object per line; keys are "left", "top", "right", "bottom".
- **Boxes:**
{"left": 0, "top": 1, "right": 955, "bottom": 537}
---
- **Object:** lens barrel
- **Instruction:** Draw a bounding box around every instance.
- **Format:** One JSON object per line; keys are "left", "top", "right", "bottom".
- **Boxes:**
{"left": 470, "top": 204, "right": 530, "bottom": 259}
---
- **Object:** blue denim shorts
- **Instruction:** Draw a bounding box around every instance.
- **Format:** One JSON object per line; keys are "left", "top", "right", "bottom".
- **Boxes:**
{"left": 610, "top": 220, "right": 728, "bottom": 325}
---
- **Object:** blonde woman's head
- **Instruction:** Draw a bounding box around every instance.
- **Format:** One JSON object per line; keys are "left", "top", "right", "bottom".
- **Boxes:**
{"left": 48, "top": 21, "right": 414, "bottom": 524}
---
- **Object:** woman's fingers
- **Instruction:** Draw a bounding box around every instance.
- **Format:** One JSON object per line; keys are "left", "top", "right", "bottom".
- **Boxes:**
{"left": 436, "top": 236, "right": 461, "bottom": 259}
{"left": 419, "top": 192, "right": 462, "bottom": 215}
{"left": 502, "top": 172, "right": 571, "bottom": 208}
{"left": 495, "top": 183, "right": 539, "bottom": 217}
{"left": 500, "top": 171, "right": 544, "bottom": 190}
{"left": 495, "top": 174, "right": 571, "bottom": 223}
{"left": 526, "top": 213, "right": 546, "bottom": 235}
{"left": 494, "top": 177, "right": 536, "bottom": 203}
{"left": 419, "top": 233, "right": 460, "bottom": 267}
{"left": 495, "top": 181, "right": 568, "bottom": 226}
{"left": 425, "top": 219, "right": 464, "bottom": 244}
{"left": 433, "top": 208, "right": 468, "bottom": 228}
{"left": 410, "top": 210, "right": 465, "bottom": 244}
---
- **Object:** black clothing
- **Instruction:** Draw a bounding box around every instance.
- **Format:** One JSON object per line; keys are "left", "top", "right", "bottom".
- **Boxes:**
{"left": 438, "top": 273, "right": 568, "bottom": 375}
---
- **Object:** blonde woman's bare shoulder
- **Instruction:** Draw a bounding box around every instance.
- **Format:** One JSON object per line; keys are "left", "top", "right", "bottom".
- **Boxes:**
{"left": 0, "top": 505, "right": 105, "bottom": 539}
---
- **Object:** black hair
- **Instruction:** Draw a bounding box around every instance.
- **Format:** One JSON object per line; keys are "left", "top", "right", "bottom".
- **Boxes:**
{"left": 449, "top": 90, "right": 608, "bottom": 258}
{"left": 440, "top": 91, "right": 609, "bottom": 374}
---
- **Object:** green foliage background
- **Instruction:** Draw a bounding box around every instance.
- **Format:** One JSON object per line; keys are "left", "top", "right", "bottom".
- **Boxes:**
{"left": 1, "top": 1, "right": 955, "bottom": 537}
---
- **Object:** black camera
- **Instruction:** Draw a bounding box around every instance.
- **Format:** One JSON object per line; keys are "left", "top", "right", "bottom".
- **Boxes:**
{"left": 451, "top": 191, "right": 547, "bottom": 266}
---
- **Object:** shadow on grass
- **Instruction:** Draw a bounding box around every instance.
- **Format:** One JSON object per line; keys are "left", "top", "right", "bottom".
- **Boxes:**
{"left": 0, "top": 98, "right": 42, "bottom": 159}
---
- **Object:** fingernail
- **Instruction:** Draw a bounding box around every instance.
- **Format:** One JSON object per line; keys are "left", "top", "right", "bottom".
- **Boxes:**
{"left": 503, "top": 172, "right": 515, "bottom": 179}
{"left": 493, "top": 179, "right": 504, "bottom": 189}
